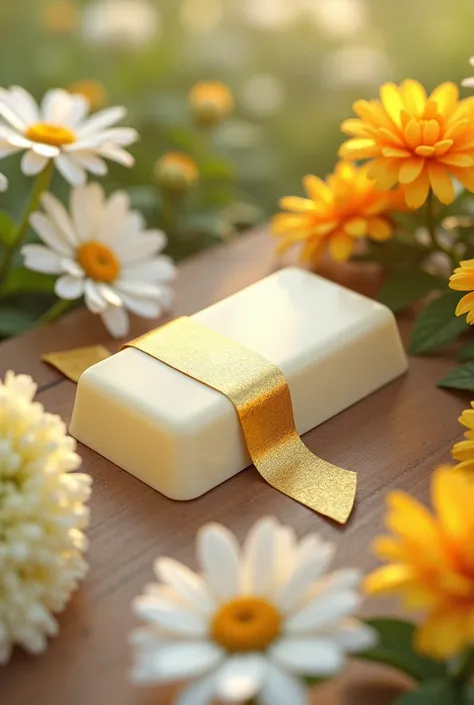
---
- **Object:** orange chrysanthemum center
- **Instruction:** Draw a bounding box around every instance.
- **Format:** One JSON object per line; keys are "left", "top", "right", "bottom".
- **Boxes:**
{"left": 77, "top": 241, "right": 119, "bottom": 282}
{"left": 211, "top": 597, "right": 281, "bottom": 652}
{"left": 26, "top": 122, "right": 76, "bottom": 147}
{"left": 272, "top": 162, "right": 406, "bottom": 263}
{"left": 340, "top": 80, "right": 474, "bottom": 209}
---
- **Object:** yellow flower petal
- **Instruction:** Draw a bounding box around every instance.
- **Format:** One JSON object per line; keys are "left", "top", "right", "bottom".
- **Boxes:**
{"left": 399, "top": 157, "right": 425, "bottom": 184}
{"left": 459, "top": 408, "right": 474, "bottom": 429}
{"left": 452, "top": 438, "right": 474, "bottom": 461}
{"left": 373, "top": 536, "right": 404, "bottom": 561}
{"left": 380, "top": 83, "right": 405, "bottom": 126}
{"left": 449, "top": 166, "right": 474, "bottom": 193}
{"left": 279, "top": 196, "right": 316, "bottom": 213}
{"left": 343, "top": 217, "right": 367, "bottom": 236}
{"left": 455, "top": 292, "right": 474, "bottom": 316}
{"left": 404, "top": 119, "right": 422, "bottom": 149}
{"left": 444, "top": 118, "right": 470, "bottom": 140}
{"left": 401, "top": 79, "right": 427, "bottom": 117}
{"left": 449, "top": 272, "right": 474, "bottom": 291}
{"left": 386, "top": 491, "right": 439, "bottom": 545}
{"left": 381, "top": 146, "right": 412, "bottom": 158}
{"left": 339, "top": 138, "right": 379, "bottom": 160}
{"left": 439, "top": 153, "right": 474, "bottom": 167}
{"left": 432, "top": 468, "right": 474, "bottom": 541}
{"left": 430, "top": 82, "right": 459, "bottom": 117}
{"left": 367, "top": 216, "right": 392, "bottom": 240}
{"left": 303, "top": 174, "right": 332, "bottom": 204}
{"left": 423, "top": 119, "right": 440, "bottom": 145}
{"left": 364, "top": 564, "right": 416, "bottom": 596}
{"left": 433, "top": 139, "right": 454, "bottom": 156}
{"left": 415, "top": 145, "right": 435, "bottom": 157}
{"left": 405, "top": 168, "right": 430, "bottom": 208}
{"left": 272, "top": 213, "right": 307, "bottom": 235}
{"left": 340, "top": 118, "right": 369, "bottom": 137}
{"left": 328, "top": 231, "right": 355, "bottom": 261}
{"left": 415, "top": 608, "right": 470, "bottom": 660}
{"left": 427, "top": 163, "right": 455, "bottom": 204}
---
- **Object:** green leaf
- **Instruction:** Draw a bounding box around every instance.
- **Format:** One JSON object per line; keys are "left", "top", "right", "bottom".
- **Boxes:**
{"left": 409, "top": 291, "right": 469, "bottom": 355}
{"left": 437, "top": 361, "right": 474, "bottom": 391}
{"left": 0, "top": 306, "right": 35, "bottom": 336}
{"left": 0, "top": 211, "right": 15, "bottom": 247}
{"left": 458, "top": 340, "right": 474, "bottom": 362}
{"left": 393, "top": 680, "right": 457, "bottom": 704}
{"left": 360, "top": 618, "right": 447, "bottom": 683}
{"left": 0, "top": 267, "right": 56, "bottom": 298}
{"left": 378, "top": 270, "right": 444, "bottom": 313}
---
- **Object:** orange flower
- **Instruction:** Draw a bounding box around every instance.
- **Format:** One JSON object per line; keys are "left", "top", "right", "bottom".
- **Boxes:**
{"left": 272, "top": 162, "right": 406, "bottom": 263}
{"left": 154, "top": 152, "right": 198, "bottom": 193}
{"left": 339, "top": 80, "right": 474, "bottom": 209}
{"left": 69, "top": 80, "right": 108, "bottom": 110}
{"left": 449, "top": 259, "right": 474, "bottom": 324}
{"left": 189, "top": 81, "right": 234, "bottom": 127}
{"left": 365, "top": 467, "right": 474, "bottom": 659}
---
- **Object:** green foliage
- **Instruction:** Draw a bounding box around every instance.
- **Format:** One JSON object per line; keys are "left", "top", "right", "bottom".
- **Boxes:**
{"left": 393, "top": 681, "right": 458, "bottom": 705}
{"left": 360, "top": 618, "right": 447, "bottom": 683}
{"left": 458, "top": 340, "right": 474, "bottom": 362}
{"left": 378, "top": 270, "right": 444, "bottom": 313}
{"left": 409, "top": 291, "right": 469, "bottom": 355}
{"left": 437, "top": 361, "right": 474, "bottom": 391}
{"left": 0, "top": 267, "right": 56, "bottom": 299}
{"left": 0, "top": 212, "right": 15, "bottom": 247}
{"left": 0, "top": 306, "right": 35, "bottom": 336}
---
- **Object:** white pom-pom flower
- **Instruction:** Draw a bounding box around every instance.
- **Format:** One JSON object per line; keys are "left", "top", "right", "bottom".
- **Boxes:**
{"left": 0, "top": 371, "right": 91, "bottom": 664}
{"left": 0, "top": 85, "right": 138, "bottom": 186}
{"left": 22, "top": 182, "right": 176, "bottom": 338}
{"left": 130, "top": 517, "right": 376, "bottom": 705}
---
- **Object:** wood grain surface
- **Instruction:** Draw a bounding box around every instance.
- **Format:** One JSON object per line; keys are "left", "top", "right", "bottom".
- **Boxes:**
{"left": 0, "top": 229, "right": 468, "bottom": 705}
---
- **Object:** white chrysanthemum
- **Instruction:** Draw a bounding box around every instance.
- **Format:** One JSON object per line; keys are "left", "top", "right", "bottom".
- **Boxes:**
{"left": 130, "top": 517, "right": 376, "bottom": 705}
{"left": 462, "top": 56, "right": 474, "bottom": 89}
{"left": 0, "top": 86, "right": 138, "bottom": 185}
{"left": 22, "top": 182, "right": 176, "bottom": 338}
{"left": 0, "top": 371, "right": 91, "bottom": 664}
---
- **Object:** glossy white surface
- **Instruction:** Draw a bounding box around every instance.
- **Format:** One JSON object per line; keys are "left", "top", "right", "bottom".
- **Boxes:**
{"left": 70, "top": 267, "right": 408, "bottom": 499}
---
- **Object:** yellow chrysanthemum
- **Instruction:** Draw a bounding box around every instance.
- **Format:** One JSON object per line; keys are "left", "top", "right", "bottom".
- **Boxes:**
{"left": 449, "top": 259, "right": 474, "bottom": 324}
{"left": 365, "top": 467, "right": 474, "bottom": 660}
{"left": 451, "top": 401, "right": 474, "bottom": 471}
{"left": 339, "top": 80, "right": 474, "bottom": 209}
{"left": 272, "top": 162, "right": 406, "bottom": 263}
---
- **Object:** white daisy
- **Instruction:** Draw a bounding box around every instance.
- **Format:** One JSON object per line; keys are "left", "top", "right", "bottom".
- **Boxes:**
{"left": 130, "top": 517, "right": 376, "bottom": 705}
{"left": 22, "top": 183, "right": 176, "bottom": 338}
{"left": 461, "top": 56, "right": 474, "bottom": 89}
{"left": 0, "top": 86, "right": 138, "bottom": 186}
{"left": 0, "top": 371, "right": 91, "bottom": 663}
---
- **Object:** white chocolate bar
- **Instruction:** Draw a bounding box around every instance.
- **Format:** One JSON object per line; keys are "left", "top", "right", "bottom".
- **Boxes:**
{"left": 70, "top": 267, "right": 407, "bottom": 499}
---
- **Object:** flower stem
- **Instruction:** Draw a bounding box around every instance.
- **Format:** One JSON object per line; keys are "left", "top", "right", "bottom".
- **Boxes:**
{"left": 0, "top": 161, "right": 55, "bottom": 289}
{"left": 36, "top": 298, "right": 74, "bottom": 327}
{"left": 425, "top": 190, "right": 458, "bottom": 269}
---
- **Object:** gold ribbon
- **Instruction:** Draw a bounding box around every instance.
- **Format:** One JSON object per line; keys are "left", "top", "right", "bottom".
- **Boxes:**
{"left": 124, "top": 317, "right": 357, "bottom": 523}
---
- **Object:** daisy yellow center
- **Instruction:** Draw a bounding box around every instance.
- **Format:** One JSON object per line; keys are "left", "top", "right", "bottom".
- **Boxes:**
{"left": 211, "top": 597, "right": 281, "bottom": 652}
{"left": 26, "top": 122, "right": 76, "bottom": 147}
{"left": 76, "top": 241, "right": 120, "bottom": 283}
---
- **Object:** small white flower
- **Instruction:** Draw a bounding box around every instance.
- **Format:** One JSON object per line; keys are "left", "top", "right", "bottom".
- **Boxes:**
{"left": 81, "top": 0, "right": 160, "bottom": 49}
{"left": 0, "top": 371, "right": 91, "bottom": 664}
{"left": 130, "top": 517, "right": 376, "bottom": 705}
{"left": 0, "top": 85, "right": 138, "bottom": 186}
{"left": 462, "top": 57, "right": 474, "bottom": 89}
{"left": 22, "top": 183, "right": 175, "bottom": 338}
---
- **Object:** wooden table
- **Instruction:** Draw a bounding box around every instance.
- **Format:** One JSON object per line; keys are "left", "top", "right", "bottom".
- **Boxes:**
{"left": 0, "top": 229, "right": 467, "bottom": 705}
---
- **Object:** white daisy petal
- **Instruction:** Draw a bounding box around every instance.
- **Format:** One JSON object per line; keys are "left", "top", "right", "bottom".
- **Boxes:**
{"left": 274, "top": 525, "right": 297, "bottom": 589}
{"left": 120, "top": 257, "right": 174, "bottom": 283}
{"left": 31, "top": 143, "right": 59, "bottom": 158}
{"left": 97, "top": 190, "right": 130, "bottom": 244}
{"left": 0, "top": 173, "right": 7, "bottom": 191}
{"left": 10, "top": 86, "right": 40, "bottom": 124}
{"left": 132, "top": 641, "right": 223, "bottom": 684}
{"left": 100, "top": 304, "right": 129, "bottom": 338}
{"left": 70, "top": 183, "right": 104, "bottom": 242}
{"left": 64, "top": 95, "right": 90, "bottom": 128}
{"left": 317, "top": 568, "right": 362, "bottom": 594}
{"left": 40, "top": 192, "right": 79, "bottom": 247}
{"left": 41, "top": 89, "right": 76, "bottom": 124}
{"left": 77, "top": 106, "right": 126, "bottom": 137}
{"left": 54, "top": 275, "right": 84, "bottom": 300}
{"left": 132, "top": 594, "right": 208, "bottom": 637}
{"left": 73, "top": 152, "right": 108, "bottom": 176}
{"left": 214, "top": 654, "right": 266, "bottom": 702}
{"left": 285, "top": 590, "right": 361, "bottom": 634}
{"left": 115, "top": 280, "right": 163, "bottom": 298}
{"left": 0, "top": 142, "right": 23, "bottom": 158}
{"left": 324, "top": 618, "right": 377, "bottom": 652}
{"left": 242, "top": 517, "right": 278, "bottom": 596}
{"left": 99, "top": 145, "right": 135, "bottom": 167}
{"left": 21, "top": 244, "right": 63, "bottom": 274}
{"left": 95, "top": 283, "right": 122, "bottom": 307}
{"left": 99, "top": 126, "right": 138, "bottom": 146}
{"left": 197, "top": 524, "right": 241, "bottom": 601}
{"left": 0, "top": 89, "right": 29, "bottom": 130}
{"left": 276, "top": 537, "right": 335, "bottom": 612}
{"left": 117, "top": 237, "right": 171, "bottom": 265}
{"left": 29, "top": 212, "right": 74, "bottom": 257}
{"left": 175, "top": 673, "right": 217, "bottom": 705}
{"left": 155, "top": 558, "right": 215, "bottom": 613}
{"left": 270, "top": 636, "right": 344, "bottom": 676}
{"left": 55, "top": 153, "right": 87, "bottom": 187}
{"left": 469, "top": 57, "right": 474, "bottom": 68}
{"left": 156, "top": 286, "right": 174, "bottom": 310}
{"left": 116, "top": 292, "right": 161, "bottom": 318}
{"left": 60, "top": 258, "right": 84, "bottom": 277}
{"left": 462, "top": 78, "right": 474, "bottom": 88}
{"left": 84, "top": 278, "right": 107, "bottom": 314}
{"left": 260, "top": 662, "right": 308, "bottom": 705}
{"left": 21, "top": 150, "right": 49, "bottom": 176}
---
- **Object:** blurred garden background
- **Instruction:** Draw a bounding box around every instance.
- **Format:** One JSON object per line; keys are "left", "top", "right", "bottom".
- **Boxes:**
{"left": 1, "top": 0, "right": 474, "bottom": 261}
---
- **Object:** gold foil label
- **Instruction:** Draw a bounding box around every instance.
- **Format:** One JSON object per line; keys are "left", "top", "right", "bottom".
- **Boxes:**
{"left": 125, "top": 317, "right": 357, "bottom": 523}
{"left": 42, "top": 345, "right": 111, "bottom": 383}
